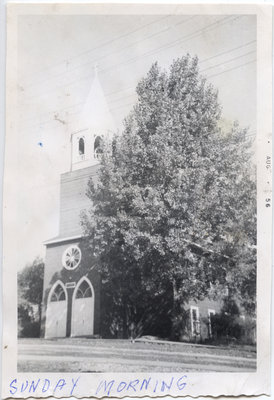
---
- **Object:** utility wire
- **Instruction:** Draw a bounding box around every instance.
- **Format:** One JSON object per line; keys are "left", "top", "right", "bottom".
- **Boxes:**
{"left": 25, "top": 54, "right": 256, "bottom": 129}
{"left": 20, "top": 39, "right": 256, "bottom": 125}
{"left": 199, "top": 40, "right": 256, "bottom": 65}
{"left": 22, "top": 15, "right": 173, "bottom": 85}
{"left": 21, "top": 52, "right": 256, "bottom": 128}
{"left": 106, "top": 59, "right": 257, "bottom": 112}
{"left": 100, "top": 16, "right": 238, "bottom": 75}
{"left": 207, "top": 59, "right": 256, "bottom": 79}
{"left": 23, "top": 15, "right": 240, "bottom": 101}
{"left": 201, "top": 50, "right": 255, "bottom": 73}
{"left": 20, "top": 55, "right": 256, "bottom": 130}
{"left": 25, "top": 16, "right": 196, "bottom": 91}
{"left": 19, "top": 85, "right": 137, "bottom": 125}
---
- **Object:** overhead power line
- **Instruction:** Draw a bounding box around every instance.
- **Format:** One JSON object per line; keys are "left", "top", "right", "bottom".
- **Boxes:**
{"left": 20, "top": 39, "right": 256, "bottom": 125}
{"left": 201, "top": 50, "right": 255, "bottom": 73}
{"left": 22, "top": 14, "right": 173, "bottom": 85}
{"left": 20, "top": 50, "right": 256, "bottom": 130}
{"left": 199, "top": 40, "right": 256, "bottom": 65}
{"left": 23, "top": 15, "right": 241, "bottom": 101}
{"left": 106, "top": 59, "right": 257, "bottom": 112}
{"left": 100, "top": 16, "right": 239, "bottom": 75}
{"left": 207, "top": 59, "right": 256, "bottom": 79}
{"left": 25, "top": 16, "right": 197, "bottom": 91}
{"left": 19, "top": 84, "right": 137, "bottom": 125}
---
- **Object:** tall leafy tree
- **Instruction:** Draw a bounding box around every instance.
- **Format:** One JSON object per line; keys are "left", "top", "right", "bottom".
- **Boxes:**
{"left": 82, "top": 55, "right": 256, "bottom": 338}
{"left": 18, "top": 257, "right": 44, "bottom": 336}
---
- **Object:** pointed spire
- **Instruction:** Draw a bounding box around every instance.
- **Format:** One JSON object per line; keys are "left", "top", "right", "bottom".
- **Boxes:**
{"left": 71, "top": 66, "right": 116, "bottom": 135}
{"left": 70, "top": 65, "right": 117, "bottom": 171}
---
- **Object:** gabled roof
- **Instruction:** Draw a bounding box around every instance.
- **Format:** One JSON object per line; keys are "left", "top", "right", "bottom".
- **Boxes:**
{"left": 44, "top": 234, "right": 82, "bottom": 246}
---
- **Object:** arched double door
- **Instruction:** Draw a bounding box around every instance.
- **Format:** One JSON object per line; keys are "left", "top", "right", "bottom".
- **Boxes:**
{"left": 45, "top": 277, "right": 94, "bottom": 338}
{"left": 71, "top": 277, "right": 94, "bottom": 337}
{"left": 45, "top": 281, "right": 67, "bottom": 338}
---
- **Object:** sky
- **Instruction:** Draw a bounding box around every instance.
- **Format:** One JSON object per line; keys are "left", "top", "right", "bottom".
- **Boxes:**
{"left": 16, "top": 13, "right": 256, "bottom": 268}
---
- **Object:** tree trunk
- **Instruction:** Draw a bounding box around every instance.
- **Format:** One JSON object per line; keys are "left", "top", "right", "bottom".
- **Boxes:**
{"left": 122, "top": 303, "right": 128, "bottom": 338}
{"left": 38, "top": 303, "right": 42, "bottom": 336}
{"left": 171, "top": 278, "right": 180, "bottom": 340}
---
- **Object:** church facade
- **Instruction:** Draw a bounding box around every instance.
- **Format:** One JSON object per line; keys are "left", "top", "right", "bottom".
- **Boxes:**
{"left": 40, "top": 72, "right": 115, "bottom": 338}
{"left": 41, "top": 72, "right": 229, "bottom": 342}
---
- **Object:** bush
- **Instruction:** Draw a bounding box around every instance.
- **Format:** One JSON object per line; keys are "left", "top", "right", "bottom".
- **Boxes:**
{"left": 20, "top": 321, "right": 41, "bottom": 338}
{"left": 211, "top": 313, "right": 243, "bottom": 341}
{"left": 18, "top": 303, "right": 40, "bottom": 338}
{"left": 210, "top": 298, "right": 256, "bottom": 345}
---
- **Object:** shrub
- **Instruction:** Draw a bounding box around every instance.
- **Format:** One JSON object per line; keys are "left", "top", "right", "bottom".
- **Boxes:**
{"left": 210, "top": 298, "right": 256, "bottom": 344}
{"left": 18, "top": 303, "right": 40, "bottom": 338}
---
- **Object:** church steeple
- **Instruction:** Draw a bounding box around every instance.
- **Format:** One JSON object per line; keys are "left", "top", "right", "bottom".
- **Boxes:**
{"left": 70, "top": 67, "right": 116, "bottom": 171}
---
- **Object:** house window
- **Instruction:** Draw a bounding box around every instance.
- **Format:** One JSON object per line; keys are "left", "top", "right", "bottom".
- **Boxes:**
{"left": 190, "top": 306, "right": 200, "bottom": 336}
{"left": 50, "top": 284, "right": 66, "bottom": 302}
{"left": 94, "top": 136, "right": 103, "bottom": 159}
{"left": 208, "top": 309, "right": 216, "bottom": 338}
{"left": 78, "top": 137, "right": 85, "bottom": 158}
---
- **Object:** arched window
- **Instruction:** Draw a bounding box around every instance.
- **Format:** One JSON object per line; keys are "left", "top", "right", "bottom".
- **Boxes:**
{"left": 50, "top": 284, "right": 66, "bottom": 302}
{"left": 75, "top": 279, "right": 92, "bottom": 299}
{"left": 94, "top": 136, "right": 103, "bottom": 159}
{"left": 78, "top": 137, "right": 85, "bottom": 155}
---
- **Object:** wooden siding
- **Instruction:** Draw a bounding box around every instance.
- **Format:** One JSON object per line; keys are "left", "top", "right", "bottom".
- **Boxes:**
{"left": 59, "top": 164, "right": 99, "bottom": 237}
{"left": 188, "top": 297, "right": 223, "bottom": 341}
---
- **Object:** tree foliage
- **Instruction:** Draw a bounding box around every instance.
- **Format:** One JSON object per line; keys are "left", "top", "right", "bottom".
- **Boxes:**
{"left": 18, "top": 257, "right": 44, "bottom": 337}
{"left": 82, "top": 55, "right": 256, "bottom": 338}
{"left": 210, "top": 297, "right": 256, "bottom": 344}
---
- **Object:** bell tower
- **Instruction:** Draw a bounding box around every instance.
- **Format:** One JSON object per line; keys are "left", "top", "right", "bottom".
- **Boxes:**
{"left": 70, "top": 66, "right": 115, "bottom": 171}
{"left": 41, "top": 67, "right": 116, "bottom": 339}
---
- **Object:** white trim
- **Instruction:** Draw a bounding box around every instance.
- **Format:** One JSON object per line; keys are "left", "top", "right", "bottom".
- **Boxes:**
{"left": 47, "top": 280, "right": 68, "bottom": 304}
{"left": 190, "top": 306, "right": 200, "bottom": 336}
{"left": 71, "top": 128, "right": 88, "bottom": 135}
{"left": 208, "top": 309, "right": 216, "bottom": 338}
{"left": 71, "top": 276, "right": 95, "bottom": 337}
{"left": 77, "top": 135, "right": 86, "bottom": 140}
{"left": 45, "top": 280, "right": 68, "bottom": 339}
{"left": 44, "top": 234, "right": 82, "bottom": 246}
{"left": 62, "top": 245, "right": 82, "bottom": 270}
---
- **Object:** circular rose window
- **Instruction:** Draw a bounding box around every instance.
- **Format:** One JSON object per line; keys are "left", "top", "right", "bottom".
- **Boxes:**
{"left": 62, "top": 245, "right": 81, "bottom": 270}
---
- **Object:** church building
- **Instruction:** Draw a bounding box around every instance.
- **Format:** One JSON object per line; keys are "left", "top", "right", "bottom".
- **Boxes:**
{"left": 40, "top": 70, "right": 116, "bottom": 339}
{"left": 40, "top": 71, "right": 248, "bottom": 343}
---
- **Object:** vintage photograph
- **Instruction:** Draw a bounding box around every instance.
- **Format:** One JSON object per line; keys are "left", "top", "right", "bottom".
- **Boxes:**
{"left": 14, "top": 10, "right": 258, "bottom": 374}
{"left": 2, "top": 3, "right": 272, "bottom": 398}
